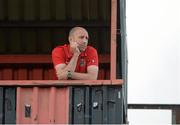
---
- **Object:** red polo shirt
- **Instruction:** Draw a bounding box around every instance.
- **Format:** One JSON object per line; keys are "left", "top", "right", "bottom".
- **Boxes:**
{"left": 52, "top": 44, "right": 98, "bottom": 79}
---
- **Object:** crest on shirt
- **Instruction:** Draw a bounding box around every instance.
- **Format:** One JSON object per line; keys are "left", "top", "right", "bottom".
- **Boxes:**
{"left": 80, "top": 58, "right": 85, "bottom": 67}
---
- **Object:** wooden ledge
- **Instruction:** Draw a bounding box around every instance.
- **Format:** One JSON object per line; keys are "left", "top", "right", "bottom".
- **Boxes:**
{"left": 0, "top": 79, "right": 123, "bottom": 86}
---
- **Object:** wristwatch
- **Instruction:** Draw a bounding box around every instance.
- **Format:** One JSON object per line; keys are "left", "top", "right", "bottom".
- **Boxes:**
{"left": 67, "top": 71, "right": 72, "bottom": 80}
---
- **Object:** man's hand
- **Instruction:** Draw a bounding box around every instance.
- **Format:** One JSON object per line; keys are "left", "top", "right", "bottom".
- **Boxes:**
{"left": 70, "top": 42, "right": 80, "bottom": 55}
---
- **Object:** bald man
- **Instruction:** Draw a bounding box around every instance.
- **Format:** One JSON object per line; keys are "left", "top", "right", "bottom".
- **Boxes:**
{"left": 52, "top": 27, "right": 99, "bottom": 80}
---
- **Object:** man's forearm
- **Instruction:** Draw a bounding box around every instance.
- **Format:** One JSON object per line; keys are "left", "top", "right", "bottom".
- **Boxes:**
{"left": 71, "top": 72, "right": 98, "bottom": 80}
{"left": 63, "top": 53, "right": 79, "bottom": 72}
{"left": 56, "top": 53, "right": 79, "bottom": 80}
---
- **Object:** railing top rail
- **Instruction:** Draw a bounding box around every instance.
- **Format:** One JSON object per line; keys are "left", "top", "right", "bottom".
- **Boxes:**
{"left": 0, "top": 79, "right": 123, "bottom": 86}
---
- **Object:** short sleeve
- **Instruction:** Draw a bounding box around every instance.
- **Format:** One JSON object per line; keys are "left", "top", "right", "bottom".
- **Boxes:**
{"left": 86, "top": 47, "right": 98, "bottom": 67}
{"left": 52, "top": 47, "right": 66, "bottom": 67}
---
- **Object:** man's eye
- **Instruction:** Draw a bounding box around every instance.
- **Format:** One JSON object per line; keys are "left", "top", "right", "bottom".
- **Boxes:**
{"left": 79, "top": 36, "right": 89, "bottom": 40}
{"left": 85, "top": 36, "right": 89, "bottom": 40}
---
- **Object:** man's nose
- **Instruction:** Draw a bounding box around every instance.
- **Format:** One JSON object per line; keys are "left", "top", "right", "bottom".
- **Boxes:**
{"left": 82, "top": 37, "right": 87, "bottom": 41}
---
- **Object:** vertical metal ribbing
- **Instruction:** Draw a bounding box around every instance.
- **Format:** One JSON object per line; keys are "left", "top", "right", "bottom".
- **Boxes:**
{"left": 49, "top": 87, "right": 56, "bottom": 123}
{"left": 113, "top": 86, "right": 123, "bottom": 123}
{"left": 102, "top": 86, "right": 108, "bottom": 124}
{"left": 91, "top": 87, "right": 103, "bottom": 124}
{"left": 4, "top": 87, "right": 16, "bottom": 124}
{"left": 106, "top": 86, "right": 123, "bottom": 124}
{"left": 68, "top": 87, "right": 73, "bottom": 123}
{"left": 72, "top": 87, "right": 85, "bottom": 124}
{"left": 65, "top": 87, "right": 70, "bottom": 124}
{"left": 16, "top": 87, "right": 21, "bottom": 124}
{"left": 31, "top": 87, "right": 38, "bottom": 124}
{"left": 84, "top": 87, "right": 90, "bottom": 124}
{"left": 0, "top": 87, "right": 4, "bottom": 123}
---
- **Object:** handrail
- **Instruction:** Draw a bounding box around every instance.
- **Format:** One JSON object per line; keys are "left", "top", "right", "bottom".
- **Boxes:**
{"left": 0, "top": 79, "right": 123, "bottom": 86}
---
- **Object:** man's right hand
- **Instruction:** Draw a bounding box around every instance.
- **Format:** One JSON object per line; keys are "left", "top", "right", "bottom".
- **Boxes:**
{"left": 71, "top": 42, "right": 80, "bottom": 55}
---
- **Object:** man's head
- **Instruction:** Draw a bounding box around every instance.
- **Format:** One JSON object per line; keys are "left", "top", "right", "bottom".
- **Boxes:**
{"left": 68, "top": 27, "right": 89, "bottom": 52}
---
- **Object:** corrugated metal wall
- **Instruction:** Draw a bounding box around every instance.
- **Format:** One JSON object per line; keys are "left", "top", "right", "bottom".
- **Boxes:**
{"left": 0, "top": 80, "right": 124, "bottom": 124}
{"left": 0, "top": 64, "right": 54, "bottom": 80}
{"left": 16, "top": 87, "right": 69, "bottom": 124}
{"left": 0, "top": 64, "right": 109, "bottom": 80}
{"left": 0, "top": 0, "right": 111, "bottom": 54}
{"left": 0, "top": 55, "right": 110, "bottom": 80}
{"left": 69, "top": 86, "right": 123, "bottom": 124}
{"left": 0, "top": 87, "right": 16, "bottom": 124}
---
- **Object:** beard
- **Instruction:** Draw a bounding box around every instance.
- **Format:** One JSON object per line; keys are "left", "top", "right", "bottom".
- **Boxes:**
{"left": 78, "top": 45, "right": 87, "bottom": 52}
{"left": 78, "top": 41, "right": 88, "bottom": 52}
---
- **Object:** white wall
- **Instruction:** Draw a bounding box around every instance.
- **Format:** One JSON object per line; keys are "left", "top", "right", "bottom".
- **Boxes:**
{"left": 127, "top": 0, "right": 180, "bottom": 104}
{"left": 128, "top": 109, "right": 172, "bottom": 124}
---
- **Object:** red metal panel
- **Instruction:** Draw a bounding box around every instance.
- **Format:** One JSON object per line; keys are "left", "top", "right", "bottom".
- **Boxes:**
{"left": 29, "top": 68, "right": 43, "bottom": 80}
{"left": 2, "top": 68, "right": 13, "bottom": 80}
{"left": 0, "top": 70, "right": 2, "bottom": 80}
{"left": 54, "top": 87, "right": 69, "bottom": 123}
{"left": 49, "top": 87, "right": 56, "bottom": 123}
{"left": 13, "top": 69, "right": 18, "bottom": 80}
{"left": 18, "top": 68, "right": 28, "bottom": 80}
{"left": 106, "top": 70, "right": 110, "bottom": 80}
{"left": 0, "top": 54, "right": 109, "bottom": 64}
{"left": 32, "top": 87, "right": 38, "bottom": 123}
{"left": 0, "top": 55, "right": 52, "bottom": 64}
{"left": 16, "top": 87, "right": 33, "bottom": 123}
{"left": 0, "top": 54, "right": 110, "bottom": 80}
{"left": 36, "top": 87, "right": 49, "bottom": 123}
{"left": 43, "top": 69, "right": 49, "bottom": 80}
{"left": 48, "top": 69, "right": 55, "bottom": 80}
{"left": 98, "top": 69, "right": 105, "bottom": 80}
{"left": 15, "top": 68, "right": 28, "bottom": 80}
{"left": 16, "top": 86, "right": 69, "bottom": 124}
{"left": 44, "top": 68, "right": 55, "bottom": 80}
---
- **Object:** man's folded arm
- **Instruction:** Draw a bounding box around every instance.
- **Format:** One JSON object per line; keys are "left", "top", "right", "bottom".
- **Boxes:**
{"left": 55, "top": 64, "right": 98, "bottom": 80}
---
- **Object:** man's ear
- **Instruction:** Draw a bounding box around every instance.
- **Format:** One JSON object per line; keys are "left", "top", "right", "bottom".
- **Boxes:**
{"left": 68, "top": 36, "right": 73, "bottom": 43}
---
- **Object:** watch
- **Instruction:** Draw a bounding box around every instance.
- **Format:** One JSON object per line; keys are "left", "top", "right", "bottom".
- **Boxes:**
{"left": 67, "top": 71, "right": 72, "bottom": 80}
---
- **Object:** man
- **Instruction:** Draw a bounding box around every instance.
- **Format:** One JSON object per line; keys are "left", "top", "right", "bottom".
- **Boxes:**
{"left": 52, "top": 27, "right": 99, "bottom": 80}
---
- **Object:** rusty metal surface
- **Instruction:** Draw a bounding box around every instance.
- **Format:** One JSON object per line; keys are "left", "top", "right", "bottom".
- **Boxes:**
{"left": 16, "top": 86, "right": 69, "bottom": 124}
{"left": 0, "top": 79, "right": 123, "bottom": 124}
